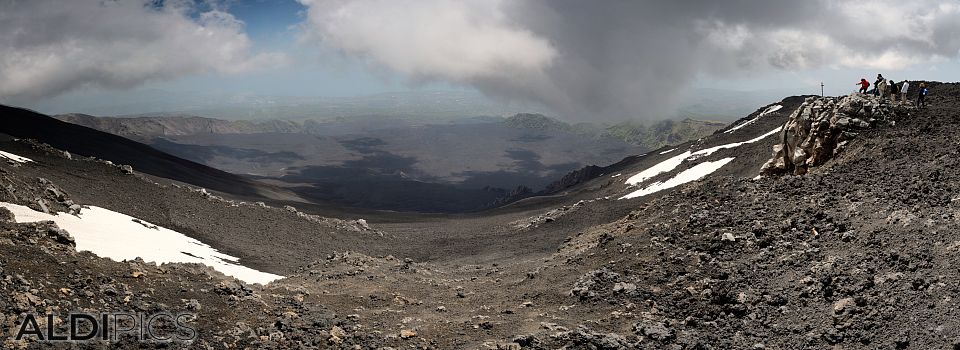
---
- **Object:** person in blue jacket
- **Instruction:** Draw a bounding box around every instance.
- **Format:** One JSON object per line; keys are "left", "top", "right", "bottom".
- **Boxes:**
{"left": 917, "top": 83, "right": 928, "bottom": 109}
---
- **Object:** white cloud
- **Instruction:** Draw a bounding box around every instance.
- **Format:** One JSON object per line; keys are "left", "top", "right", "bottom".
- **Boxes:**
{"left": 699, "top": 0, "right": 960, "bottom": 71}
{"left": 6, "top": 0, "right": 960, "bottom": 119}
{"left": 298, "top": 0, "right": 555, "bottom": 82}
{"left": 0, "top": 0, "right": 283, "bottom": 102}
{"left": 297, "top": 0, "right": 960, "bottom": 120}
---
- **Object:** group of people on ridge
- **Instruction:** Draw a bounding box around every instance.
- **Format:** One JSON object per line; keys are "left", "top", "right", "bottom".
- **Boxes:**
{"left": 856, "top": 74, "right": 928, "bottom": 108}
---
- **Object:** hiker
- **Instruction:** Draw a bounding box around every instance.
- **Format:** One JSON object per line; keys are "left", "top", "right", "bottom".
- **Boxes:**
{"left": 917, "top": 83, "right": 928, "bottom": 109}
{"left": 888, "top": 78, "right": 900, "bottom": 104}
{"left": 874, "top": 74, "right": 885, "bottom": 96}
{"left": 900, "top": 80, "right": 910, "bottom": 104}
{"left": 877, "top": 77, "right": 888, "bottom": 102}
{"left": 857, "top": 78, "right": 870, "bottom": 94}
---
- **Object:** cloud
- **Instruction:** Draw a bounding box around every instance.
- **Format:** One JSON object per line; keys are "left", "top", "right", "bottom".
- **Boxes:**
{"left": 0, "top": 0, "right": 283, "bottom": 102}
{"left": 297, "top": 0, "right": 557, "bottom": 101}
{"left": 298, "top": 0, "right": 960, "bottom": 121}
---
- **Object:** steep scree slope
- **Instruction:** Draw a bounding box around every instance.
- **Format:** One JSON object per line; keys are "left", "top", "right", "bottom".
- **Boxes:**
{"left": 0, "top": 105, "right": 298, "bottom": 201}
{"left": 504, "top": 83, "right": 960, "bottom": 349}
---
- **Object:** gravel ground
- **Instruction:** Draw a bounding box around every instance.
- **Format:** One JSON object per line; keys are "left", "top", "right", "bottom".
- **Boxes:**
{"left": 0, "top": 82, "right": 958, "bottom": 348}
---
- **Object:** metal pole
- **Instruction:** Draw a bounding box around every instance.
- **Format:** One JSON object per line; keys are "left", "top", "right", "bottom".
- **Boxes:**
{"left": 821, "top": 82, "right": 824, "bottom": 97}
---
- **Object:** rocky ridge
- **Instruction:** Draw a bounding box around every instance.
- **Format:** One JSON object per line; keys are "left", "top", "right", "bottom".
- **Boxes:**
{"left": 762, "top": 93, "right": 908, "bottom": 176}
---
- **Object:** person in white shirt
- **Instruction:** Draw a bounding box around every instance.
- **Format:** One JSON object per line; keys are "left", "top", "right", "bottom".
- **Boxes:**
{"left": 899, "top": 80, "right": 910, "bottom": 104}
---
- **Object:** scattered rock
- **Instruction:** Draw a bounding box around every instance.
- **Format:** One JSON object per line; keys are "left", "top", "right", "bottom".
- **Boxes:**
{"left": 12, "top": 292, "right": 43, "bottom": 311}
{"left": 721, "top": 232, "right": 737, "bottom": 242}
{"left": 330, "top": 326, "right": 347, "bottom": 341}
{"left": 833, "top": 297, "right": 856, "bottom": 314}
{"left": 36, "top": 198, "right": 50, "bottom": 214}
{"left": 400, "top": 329, "right": 417, "bottom": 339}
{"left": 0, "top": 207, "right": 13, "bottom": 222}
{"left": 612, "top": 282, "right": 637, "bottom": 294}
{"left": 47, "top": 227, "right": 75, "bottom": 246}
{"left": 355, "top": 218, "right": 371, "bottom": 230}
{"left": 634, "top": 320, "right": 674, "bottom": 341}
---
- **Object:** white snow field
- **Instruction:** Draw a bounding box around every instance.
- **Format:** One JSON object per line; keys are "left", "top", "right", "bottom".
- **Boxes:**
{"left": 624, "top": 126, "right": 782, "bottom": 187}
{"left": 620, "top": 125, "right": 784, "bottom": 199}
{"left": 0, "top": 203, "right": 282, "bottom": 285}
{"left": 624, "top": 150, "right": 694, "bottom": 186}
{"left": 0, "top": 150, "right": 33, "bottom": 163}
{"left": 724, "top": 105, "right": 783, "bottom": 134}
{"left": 620, "top": 158, "right": 735, "bottom": 199}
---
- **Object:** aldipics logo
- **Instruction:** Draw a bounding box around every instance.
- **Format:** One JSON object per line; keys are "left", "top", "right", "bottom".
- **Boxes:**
{"left": 13, "top": 312, "right": 197, "bottom": 343}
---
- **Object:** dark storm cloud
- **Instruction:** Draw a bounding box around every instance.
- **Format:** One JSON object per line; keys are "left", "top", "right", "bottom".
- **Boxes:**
{"left": 300, "top": 0, "right": 960, "bottom": 121}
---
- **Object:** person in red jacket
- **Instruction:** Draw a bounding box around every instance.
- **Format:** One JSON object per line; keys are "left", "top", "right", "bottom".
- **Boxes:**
{"left": 857, "top": 78, "right": 870, "bottom": 94}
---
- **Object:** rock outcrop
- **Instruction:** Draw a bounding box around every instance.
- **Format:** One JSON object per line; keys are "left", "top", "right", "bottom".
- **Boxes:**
{"left": 761, "top": 93, "right": 906, "bottom": 176}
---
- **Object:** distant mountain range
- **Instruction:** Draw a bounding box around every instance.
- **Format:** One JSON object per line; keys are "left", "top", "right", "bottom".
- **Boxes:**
{"left": 35, "top": 88, "right": 791, "bottom": 122}
{"left": 38, "top": 90, "right": 552, "bottom": 121}
{"left": 53, "top": 112, "right": 721, "bottom": 212}
{"left": 58, "top": 112, "right": 725, "bottom": 149}
{"left": 501, "top": 113, "right": 726, "bottom": 150}
{"left": 603, "top": 118, "right": 727, "bottom": 149}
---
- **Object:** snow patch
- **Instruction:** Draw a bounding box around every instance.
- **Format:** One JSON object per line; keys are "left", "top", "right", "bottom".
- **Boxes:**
{"left": 624, "top": 150, "right": 693, "bottom": 185}
{"left": 724, "top": 105, "right": 783, "bottom": 134}
{"left": 621, "top": 158, "right": 735, "bottom": 199}
{"left": 659, "top": 148, "right": 677, "bottom": 155}
{"left": 624, "top": 126, "right": 782, "bottom": 186}
{"left": 610, "top": 173, "right": 622, "bottom": 178}
{"left": 0, "top": 203, "right": 282, "bottom": 285}
{"left": 688, "top": 126, "right": 783, "bottom": 160}
{"left": 0, "top": 150, "right": 33, "bottom": 163}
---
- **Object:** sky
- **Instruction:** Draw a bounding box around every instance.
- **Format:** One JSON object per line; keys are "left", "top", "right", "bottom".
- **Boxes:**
{"left": 3, "top": 0, "right": 960, "bottom": 121}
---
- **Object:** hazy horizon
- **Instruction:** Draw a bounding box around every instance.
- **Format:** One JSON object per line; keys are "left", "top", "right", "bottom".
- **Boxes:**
{"left": 29, "top": 86, "right": 805, "bottom": 123}
{"left": 4, "top": 0, "right": 960, "bottom": 122}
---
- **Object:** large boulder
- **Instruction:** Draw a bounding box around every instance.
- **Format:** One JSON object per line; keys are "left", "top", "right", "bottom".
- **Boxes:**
{"left": 760, "top": 94, "right": 905, "bottom": 176}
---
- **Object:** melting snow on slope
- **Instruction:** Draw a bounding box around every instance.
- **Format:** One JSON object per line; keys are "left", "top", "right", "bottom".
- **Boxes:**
{"left": 0, "top": 203, "right": 282, "bottom": 285}
{"left": 659, "top": 148, "right": 677, "bottom": 155}
{"left": 688, "top": 126, "right": 783, "bottom": 160}
{"left": 624, "top": 151, "right": 693, "bottom": 185}
{"left": 621, "top": 158, "right": 735, "bottom": 199}
{"left": 724, "top": 105, "right": 783, "bottom": 134}
{"left": 0, "top": 150, "right": 33, "bottom": 163}
{"left": 624, "top": 126, "right": 782, "bottom": 186}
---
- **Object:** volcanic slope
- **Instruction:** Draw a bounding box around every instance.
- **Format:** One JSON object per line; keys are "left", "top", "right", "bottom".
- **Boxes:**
{"left": 0, "top": 105, "right": 302, "bottom": 202}
{"left": 480, "top": 83, "right": 960, "bottom": 349}
{"left": 0, "top": 92, "right": 798, "bottom": 348}
{"left": 1, "top": 84, "right": 958, "bottom": 348}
